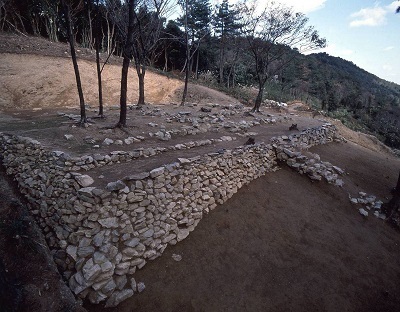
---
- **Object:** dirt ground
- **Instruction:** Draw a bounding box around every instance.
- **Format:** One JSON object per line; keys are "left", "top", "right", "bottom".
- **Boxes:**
{"left": 1, "top": 33, "right": 400, "bottom": 312}
{"left": 85, "top": 164, "right": 400, "bottom": 312}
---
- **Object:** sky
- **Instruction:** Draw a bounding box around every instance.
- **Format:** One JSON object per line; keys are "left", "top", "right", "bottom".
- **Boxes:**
{"left": 208, "top": 0, "right": 400, "bottom": 85}
{"left": 288, "top": 0, "right": 400, "bottom": 85}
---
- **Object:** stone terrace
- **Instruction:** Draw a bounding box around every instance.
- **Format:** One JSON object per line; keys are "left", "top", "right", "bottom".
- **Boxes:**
{"left": 0, "top": 114, "right": 342, "bottom": 307}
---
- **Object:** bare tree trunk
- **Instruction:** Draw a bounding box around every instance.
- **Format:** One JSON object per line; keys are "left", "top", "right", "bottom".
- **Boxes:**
{"left": 118, "top": 57, "right": 129, "bottom": 126}
{"left": 219, "top": 32, "right": 225, "bottom": 85}
{"left": 106, "top": 11, "right": 111, "bottom": 54}
{"left": 195, "top": 49, "right": 200, "bottom": 80}
{"left": 252, "top": 81, "right": 265, "bottom": 112}
{"left": 96, "top": 47, "right": 104, "bottom": 117}
{"left": 62, "top": 0, "right": 86, "bottom": 124}
{"left": 232, "top": 65, "right": 236, "bottom": 88}
{"left": 163, "top": 47, "right": 168, "bottom": 71}
{"left": 105, "top": 11, "right": 115, "bottom": 55}
{"left": 0, "top": 5, "right": 4, "bottom": 31}
{"left": 88, "top": 6, "right": 93, "bottom": 49}
{"left": 117, "top": 0, "right": 135, "bottom": 128}
{"left": 95, "top": 0, "right": 104, "bottom": 118}
{"left": 45, "top": 11, "right": 58, "bottom": 43}
{"left": 31, "top": 15, "right": 40, "bottom": 36}
{"left": 137, "top": 65, "right": 145, "bottom": 106}
{"left": 181, "top": 0, "right": 189, "bottom": 106}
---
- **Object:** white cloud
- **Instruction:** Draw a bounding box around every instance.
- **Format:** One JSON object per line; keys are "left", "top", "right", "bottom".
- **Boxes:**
{"left": 349, "top": 1, "right": 398, "bottom": 27}
{"left": 276, "top": 0, "right": 327, "bottom": 13}
{"left": 350, "top": 6, "right": 386, "bottom": 27}
{"left": 383, "top": 46, "right": 394, "bottom": 51}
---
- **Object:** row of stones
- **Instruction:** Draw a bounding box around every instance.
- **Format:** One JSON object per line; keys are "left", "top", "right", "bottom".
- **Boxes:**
{"left": 277, "top": 148, "right": 345, "bottom": 186}
{"left": 64, "top": 104, "right": 282, "bottom": 145}
{"left": 272, "top": 124, "right": 346, "bottom": 186}
{"left": 61, "top": 135, "right": 237, "bottom": 172}
{"left": 270, "top": 124, "right": 340, "bottom": 149}
{"left": 0, "top": 124, "right": 339, "bottom": 307}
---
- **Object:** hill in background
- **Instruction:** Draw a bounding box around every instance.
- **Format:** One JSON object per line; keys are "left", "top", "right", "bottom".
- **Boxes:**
{"left": 265, "top": 50, "right": 400, "bottom": 149}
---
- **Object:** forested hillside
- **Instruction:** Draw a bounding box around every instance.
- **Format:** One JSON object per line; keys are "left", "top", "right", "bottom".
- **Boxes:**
{"left": 0, "top": 0, "right": 399, "bottom": 148}
{"left": 308, "top": 53, "right": 400, "bottom": 149}
{"left": 265, "top": 50, "right": 400, "bottom": 149}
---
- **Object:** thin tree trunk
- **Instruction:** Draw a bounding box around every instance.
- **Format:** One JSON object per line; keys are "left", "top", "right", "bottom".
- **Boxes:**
{"left": 106, "top": 11, "right": 111, "bottom": 54}
{"left": 88, "top": 7, "right": 93, "bottom": 49}
{"left": 181, "top": 0, "right": 189, "bottom": 106}
{"left": 219, "top": 32, "right": 225, "bottom": 85}
{"left": 252, "top": 82, "right": 265, "bottom": 112}
{"left": 137, "top": 65, "right": 145, "bottom": 106}
{"left": 62, "top": 0, "right": 86, "bottom": 124}
{"left": 95, "top": 0, "right": 104, "bottom": 117}
{"left": 117, "top": 0, "right": 135, "bottom": 127}
{"left": 195, "top": 49, "right": 200, "bottom": 80}
{"left": 232, "top": 65, "right": 236, "bottom": 88}
{"left": 163, "top": 47, "right": 168, "bottom": 71}
{"left": 119, "top": 57, "right": 129, "bottom": 126}
{"left": 189, "top": 54, "right": 193, "bottom": 76}
{"left": 31, "top": 16, "right": 40, "bottom": 36}
{"left": 96, "top": 47, "right": 104, "bottom": 117}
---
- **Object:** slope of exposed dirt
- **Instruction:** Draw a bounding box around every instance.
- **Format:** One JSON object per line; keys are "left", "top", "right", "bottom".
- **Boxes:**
{"left": 1, "top": 32, "right": 400, "bottom": 312}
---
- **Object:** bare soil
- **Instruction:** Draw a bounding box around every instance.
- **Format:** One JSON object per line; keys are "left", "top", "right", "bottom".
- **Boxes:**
{"left": 0, "top": 33, "right": 399, "bottom": 312}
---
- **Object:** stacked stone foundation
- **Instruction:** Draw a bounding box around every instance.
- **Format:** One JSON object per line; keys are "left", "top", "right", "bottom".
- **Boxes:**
{"left": 0, "top": 123, "right": 339, "bottom": 306}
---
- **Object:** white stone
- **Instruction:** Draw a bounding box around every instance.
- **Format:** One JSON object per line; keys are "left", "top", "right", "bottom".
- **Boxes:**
{"left": 103, "top": 138, "right": 114, "bottom": 145}
{"left": 178, "top": 158, "right": 191, "bottom": 164}
{"left": 64, "top": 134, "right": 74, "bottom": 140}
{"left": 66, "top": 245, "right": 78, "bottom": 261}
{"left": 98, "top": 217, "right": 119, "bottom": 229}
{"left": 106, "top": 180, "right": 127, "bottom": 191}
{"left": 124, "top": 238, "right": 140, "bottom": 247}
{"left": 150, "top": 167, "right": 165, "bottom": 178}
{"left": 177, "top": 228, "right": 190, "bottom": 242}
{"left": 350, "top": 198, "right": 358, "bottom": 204}
{"left": 75, "top": 174, "right": 94, "bottom": 187}
{"left": 78, "top": 187, "right": 96, "bottom": 196}
{"left": 82, "top": 259, "right": 101, "bottom": 281}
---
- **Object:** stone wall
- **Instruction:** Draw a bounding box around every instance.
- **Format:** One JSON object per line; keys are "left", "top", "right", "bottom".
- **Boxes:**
{"left": 0, "top": 124, "right": 339, "bottom": 307}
